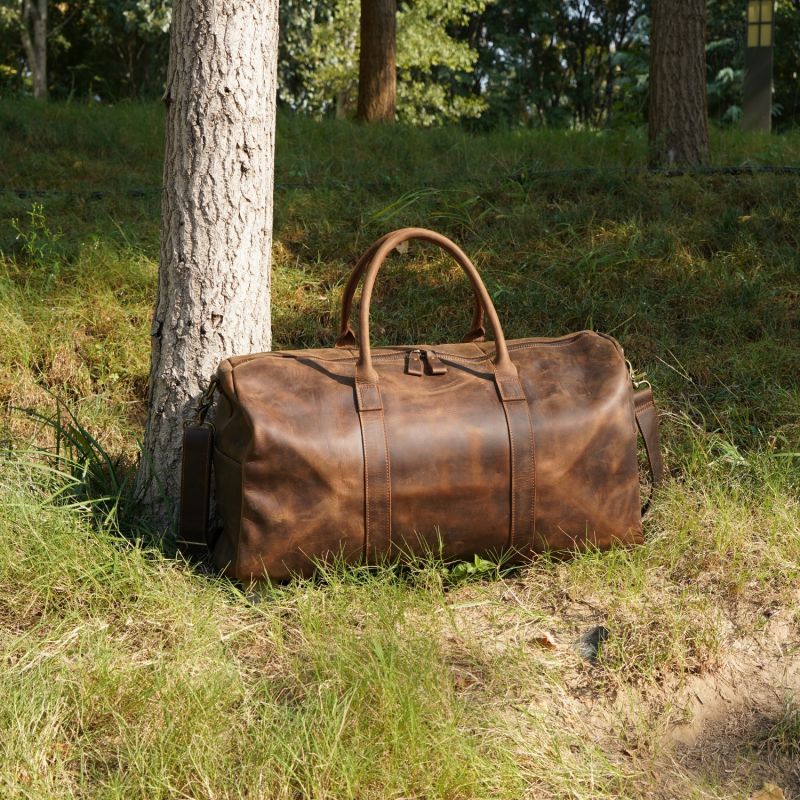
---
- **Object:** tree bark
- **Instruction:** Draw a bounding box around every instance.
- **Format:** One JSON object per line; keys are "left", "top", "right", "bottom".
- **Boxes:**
{"left": 357, "top": 0, "right": 396, "bottom": 122}
{"left": 138, "top": 0, "right": 279, "bottom": 530}
{"left": 21, "top": 0, "right": 47, "bottom": 100}
{"left": 648, "top": 0, "right": 709, "bottom": 166}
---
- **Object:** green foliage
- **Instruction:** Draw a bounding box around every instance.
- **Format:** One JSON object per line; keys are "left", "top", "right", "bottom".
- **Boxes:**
{"left": 774, "top": 0, "right": 800, "bottom": 125}
{"left": 2, "top": 0, "right": 800, "bottom": 127}
{"left": 396, "top": 0, "right": 490, "bottom": 124}
{"left": 446, "top": 554, "right": 507, "bottom": 582}
{"left": 0, "top": 1, "right": 23, "bottom": 93}
{"left": 466, "top": 0, "right": 650, "bottom": 129}
{"left": 280, "top": 0, "right": 489, "bottom": 124}
{"left": 0, "top": 0, "right": 170, "bottom": 99}
{"left": 8, "top": 203, "right": 65, "bottom": 289}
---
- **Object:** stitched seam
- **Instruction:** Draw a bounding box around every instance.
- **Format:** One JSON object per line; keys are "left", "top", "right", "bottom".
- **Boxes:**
{"left": 230, "top": 366, "right": 248, "bottom": 579}
{"left": 508, "top": 407, "right": 518, "bottom": 548}
{"left": 359, "top": 411, "right": 371, "bottom": 561}
{"left": 379, "top": 400, "right": 392, "bottom": 555}
{"left": 198, "top": 435, "right": 211, "bottom": 547}
{"left": 491, "top": 361, "right": 516, "bottom": 549}
{"left": 524, "top": 403, "right": 536, "bottom": 552}
{"left": 358, "top": 383, "right": 381, "bottom": 411}
{"left": 225, "top": 332, "right": 590, "bottom": 370}
{"left": 636, "top": 401, "right": 655, "bottom": 413}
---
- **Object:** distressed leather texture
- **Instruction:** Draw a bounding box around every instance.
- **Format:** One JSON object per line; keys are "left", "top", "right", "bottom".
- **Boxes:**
{"left": 187, "top": 228, "right": 661, "bottom": 581}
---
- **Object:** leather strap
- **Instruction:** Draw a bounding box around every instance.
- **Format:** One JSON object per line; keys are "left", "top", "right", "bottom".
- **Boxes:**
{"left": 498, "top": 388, "right": 536, "bottom": 555}
{"left": 335, "top": 234, "right": 486, "bottom": 348}
{"left": 353, "top": 229, "right": 520, "bottom": 385}
{"left": 354, "top": 370, "right": 537, "bottom": 563}
{"left": 355, "top": 382, "right": 392, "bottom": 563}
{"left": 177, "top": 423, "right": 214, "bottom": 560}
{"left": 634, "top": 387, "right": 663, "bottom": 513}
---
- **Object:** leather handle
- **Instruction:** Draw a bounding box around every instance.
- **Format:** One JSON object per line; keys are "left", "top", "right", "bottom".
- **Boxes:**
{"left": 353, "top": 228, "right": 520, "bottom": 390}
{"left": 335, "top": 233, "right": 486, "bottom": 348}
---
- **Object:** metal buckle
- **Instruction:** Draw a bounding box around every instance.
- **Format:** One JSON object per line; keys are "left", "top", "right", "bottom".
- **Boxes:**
{"left": 626, "top": 359, "right": 651, "bottom": 390}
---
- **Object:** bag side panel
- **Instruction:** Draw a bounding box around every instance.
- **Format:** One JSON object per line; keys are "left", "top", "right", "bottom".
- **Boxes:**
{"left": 515, "top": 334, "right": 642, "bottom": 549}
{"left": 210, "top": 361, "right": 252, "bottom": 576}
{"left": 229, "top": 356, "right": 366, "bottom": 580}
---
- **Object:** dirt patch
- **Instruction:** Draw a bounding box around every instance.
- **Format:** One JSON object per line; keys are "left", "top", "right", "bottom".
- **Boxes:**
{"left": 663, "top": 610, "right": 800, "bottom": 798}
{"left": 441, "top": 582, "right": 800, "bottom": 799}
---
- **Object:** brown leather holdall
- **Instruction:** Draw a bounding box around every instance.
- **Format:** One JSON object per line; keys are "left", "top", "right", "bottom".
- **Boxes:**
{"left": 179, "top": 227, "right": 663, "bottom": 581}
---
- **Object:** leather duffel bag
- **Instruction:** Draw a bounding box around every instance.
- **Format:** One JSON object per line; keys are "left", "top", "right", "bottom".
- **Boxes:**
{"left": 179, "top": 227, "right": 663, "bottom": 581}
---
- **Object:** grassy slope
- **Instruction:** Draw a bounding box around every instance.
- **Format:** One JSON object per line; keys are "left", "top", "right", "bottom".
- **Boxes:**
{"left": 0, "top": 99, "right": 799, "bottom": 799}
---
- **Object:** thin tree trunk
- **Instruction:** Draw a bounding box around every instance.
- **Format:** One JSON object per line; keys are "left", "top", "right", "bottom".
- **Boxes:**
{"left": 138, "top": 0, "right": 279, "bottom": 530}
{"left": 648, "top": 0, "right": 709, "bottom": 166}
{"left": 21, "top": 0, "right": 47, "bottom": 100}
{"left": 603, "top": 41, "right": 614, "bottom": 127}
{"left": 357, "top": 0, "right": 396, "bottom": 122}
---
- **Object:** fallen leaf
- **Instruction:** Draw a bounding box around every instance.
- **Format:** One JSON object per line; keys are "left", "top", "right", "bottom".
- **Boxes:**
{"left": 530, "top": 631, "right": 557, "bottom": 650}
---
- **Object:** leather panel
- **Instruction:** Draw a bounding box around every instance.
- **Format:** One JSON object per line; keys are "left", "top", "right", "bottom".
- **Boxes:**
{"left": 211, "top": 330, "right": 645, "bottom": 580}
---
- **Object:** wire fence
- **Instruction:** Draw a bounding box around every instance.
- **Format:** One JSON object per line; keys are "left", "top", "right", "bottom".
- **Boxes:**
{"left": 1, "top": 164, "right": 798, "bottom": 203}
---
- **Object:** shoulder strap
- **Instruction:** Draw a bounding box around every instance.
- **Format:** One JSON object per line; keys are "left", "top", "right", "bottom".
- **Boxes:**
{"left": 177, "top": 423, "right": 214, "bottom": 560}
{"left": 633, "top": 387, "right": 664, "bottom": 514}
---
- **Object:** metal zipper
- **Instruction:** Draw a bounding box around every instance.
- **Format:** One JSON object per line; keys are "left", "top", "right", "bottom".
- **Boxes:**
{"left": 371, "top": 331, "right": 589, "bottom": 365}
{"left": 230, "top": 331, "right": 593, "bottom": 370}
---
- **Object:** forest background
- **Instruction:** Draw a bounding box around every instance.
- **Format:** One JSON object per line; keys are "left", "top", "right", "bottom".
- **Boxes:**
{"left": 1, "top": 0, "right": 799, "bottom": 129}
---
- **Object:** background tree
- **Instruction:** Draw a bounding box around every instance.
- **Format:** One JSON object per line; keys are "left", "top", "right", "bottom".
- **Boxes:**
{"left": 279, "top": 0, "right": 488, "bottom": 124}
{"left": 138, "top": 0, "right": 279, "bottom": 527}
{"left": 648, "top": 0, "right": 710, "bottom": 166}
{"left": 357, "top": 0, "right": 397, "bottom": 121}
{"left": 20, "top": 0, "right": 46, "bottom": 99}
{"left": 2, "top": 0, "right": 799, "bottom": 127}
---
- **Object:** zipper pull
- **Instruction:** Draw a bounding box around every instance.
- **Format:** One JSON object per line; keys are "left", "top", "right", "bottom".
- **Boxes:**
{"left": 424, "top": 350, "right": 448, "bottom": 375}
{"left": 406, "top": 349, "right": 424, "bottom": 376}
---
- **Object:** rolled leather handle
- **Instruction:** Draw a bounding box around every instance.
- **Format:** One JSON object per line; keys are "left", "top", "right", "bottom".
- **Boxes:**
{"left": 354, "top": 228, "right": 521, "bottom": 391}
{"left": 335, "top": 234, "right": 486, "bottom": 348}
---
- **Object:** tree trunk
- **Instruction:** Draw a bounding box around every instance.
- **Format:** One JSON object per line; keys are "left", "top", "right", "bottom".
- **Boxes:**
{"left": 138, "top": 0, "right": 279, "bottom": 530}
{"left": 357, "top": 0, "right": 396, "bottom": 122}
{"left": 648, "top": 0, "right": 709, "bottom": 167}
{"left": 21, "top": 0, "right": 47, "bottom": 100}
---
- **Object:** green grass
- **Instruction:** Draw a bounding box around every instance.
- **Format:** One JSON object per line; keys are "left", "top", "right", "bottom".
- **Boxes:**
{"left": 763, "top": 696, "right": 800, "bottom": 757}
{"left": 0, "top": 99, "right": 799, "bottom": 798}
